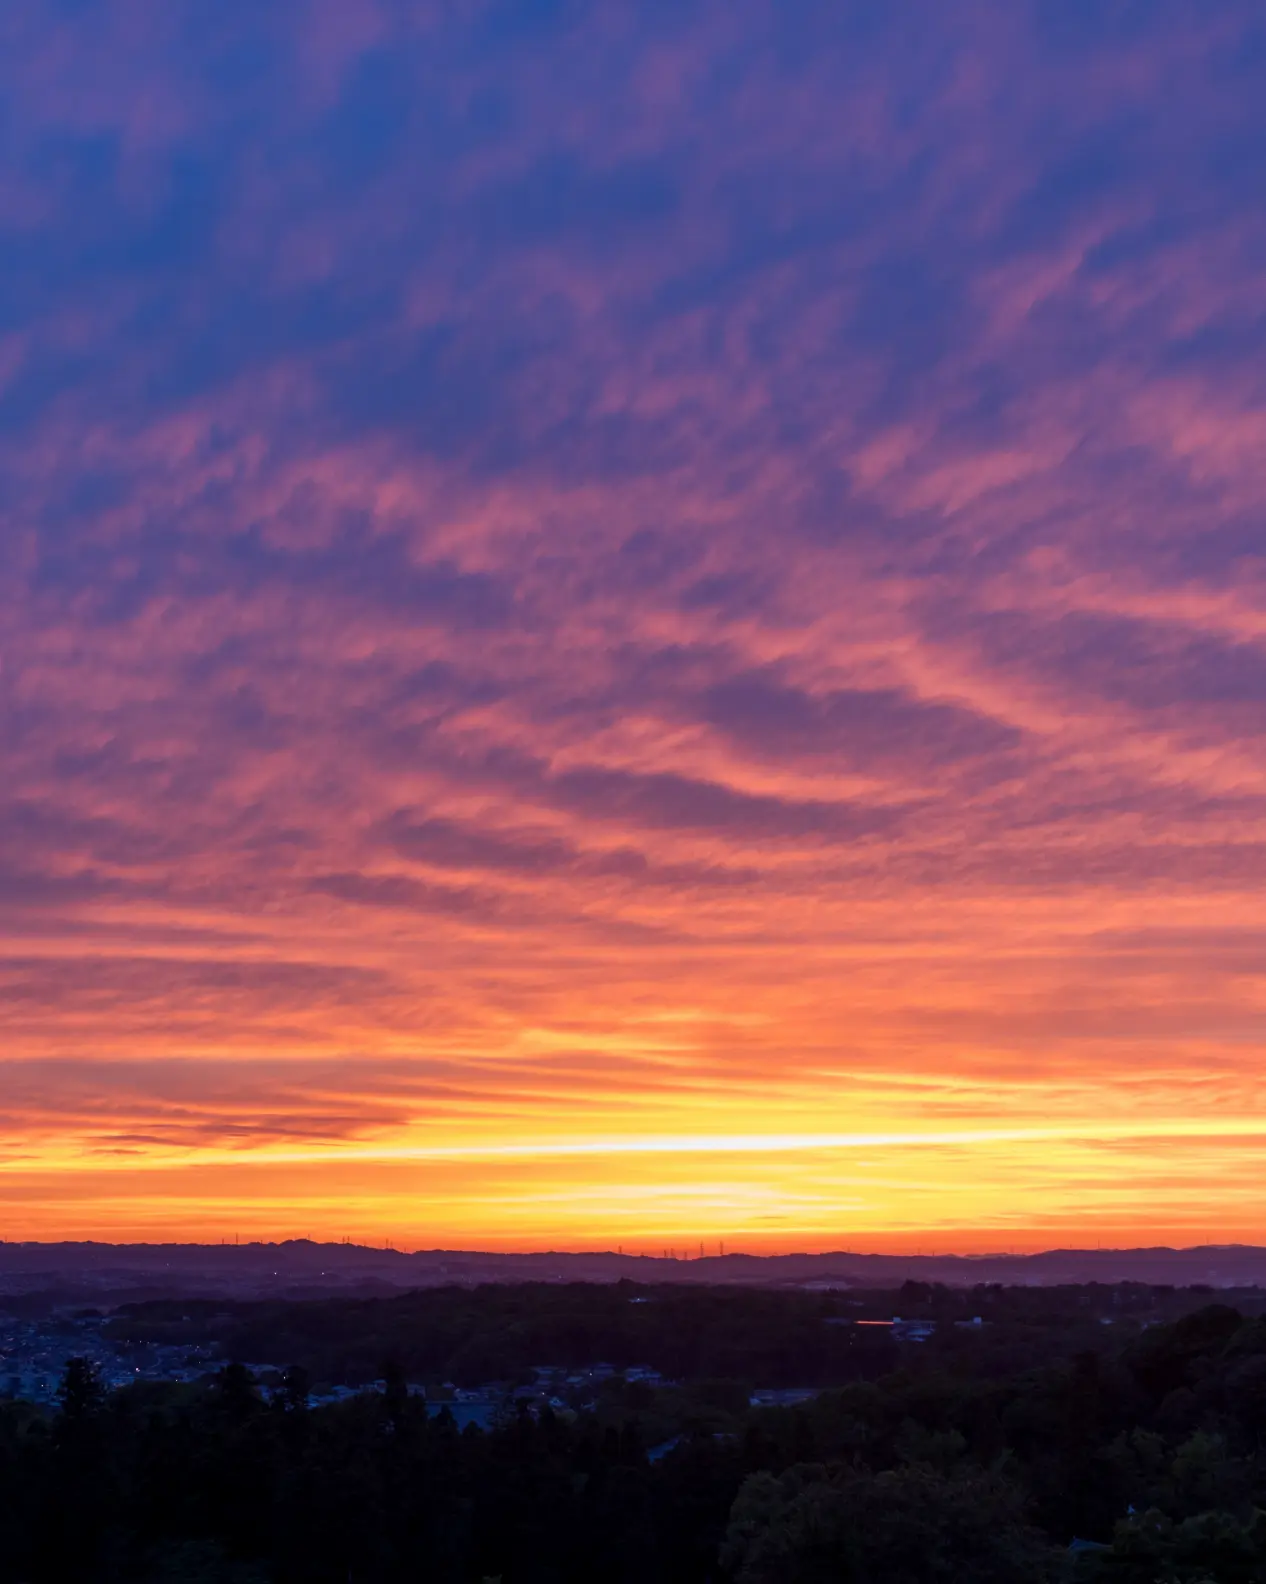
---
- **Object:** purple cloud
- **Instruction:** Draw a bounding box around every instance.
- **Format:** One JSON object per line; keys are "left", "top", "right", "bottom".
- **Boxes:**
{"left": 2, "top": 1, "right": 1266, "bottom": 1237}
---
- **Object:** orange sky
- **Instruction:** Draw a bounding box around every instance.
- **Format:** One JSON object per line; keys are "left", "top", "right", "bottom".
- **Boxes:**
{"left": 3, "top": 2, "right": 1266, "bottom": 1250}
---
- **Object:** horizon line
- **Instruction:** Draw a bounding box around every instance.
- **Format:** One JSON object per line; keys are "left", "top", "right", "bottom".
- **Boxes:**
{"left": 2, "top": 1238, "right": 1263, "bottom": 1259}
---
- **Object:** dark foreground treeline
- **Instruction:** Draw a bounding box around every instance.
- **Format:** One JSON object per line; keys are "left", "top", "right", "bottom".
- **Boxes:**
{"left": 7, "top": 1297, "right": 1266, "bottom": 1581}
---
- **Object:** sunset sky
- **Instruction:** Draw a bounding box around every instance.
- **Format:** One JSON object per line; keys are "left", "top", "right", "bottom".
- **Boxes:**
{"left": 4, "top": 2, "right": 1266, "bottom": 1251}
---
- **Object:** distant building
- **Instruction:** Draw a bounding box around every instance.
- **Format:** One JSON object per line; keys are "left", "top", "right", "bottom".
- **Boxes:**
{"left": 891, "top": 1318, "right": 936, "bottom": 1343}
{"left": 749, "top": 1388, "right": 821, "bottom": 1408}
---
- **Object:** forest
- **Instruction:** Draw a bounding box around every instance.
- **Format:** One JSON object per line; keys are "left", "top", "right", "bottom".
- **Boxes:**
{"left": 3, "top": 1282, "right": 1266, "bottom": 1582}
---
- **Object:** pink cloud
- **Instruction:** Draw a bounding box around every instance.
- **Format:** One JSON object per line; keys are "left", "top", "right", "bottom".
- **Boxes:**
{"left": 1, "top": 0, "right": 1265, "bottom": 1241}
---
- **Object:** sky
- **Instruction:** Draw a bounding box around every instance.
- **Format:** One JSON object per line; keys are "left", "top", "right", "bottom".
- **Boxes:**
{"left": 3, "top": 1, "right": 1266, "bottom": 1252}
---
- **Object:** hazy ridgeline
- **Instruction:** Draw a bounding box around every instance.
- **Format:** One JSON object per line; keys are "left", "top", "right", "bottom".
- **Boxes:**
{"left": 2, "top": 1239, "right": 1264, "bottom": 1307}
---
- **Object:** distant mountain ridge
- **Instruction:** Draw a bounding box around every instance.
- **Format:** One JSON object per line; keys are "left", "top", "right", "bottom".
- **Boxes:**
{"left": 0, "top": 1239, "right": 1263, "bottom": 1302}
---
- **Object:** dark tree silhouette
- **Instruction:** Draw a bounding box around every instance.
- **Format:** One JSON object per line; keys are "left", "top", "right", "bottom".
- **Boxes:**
{"left": 0, "top": 1292, "right": 1259, "bottom": 1582}
{"left": 56, "top": 1355, "right": 102, "bottom": 1423}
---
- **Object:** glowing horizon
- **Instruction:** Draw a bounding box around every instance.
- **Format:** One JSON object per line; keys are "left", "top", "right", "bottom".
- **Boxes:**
{"left": 3, "top": 2, "right": 1266, "bottom": 1251}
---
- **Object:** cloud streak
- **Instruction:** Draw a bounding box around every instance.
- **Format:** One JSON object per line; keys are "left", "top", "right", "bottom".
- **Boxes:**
{"left": 1, "top": 0, "right": 1266, "bottom": 1244}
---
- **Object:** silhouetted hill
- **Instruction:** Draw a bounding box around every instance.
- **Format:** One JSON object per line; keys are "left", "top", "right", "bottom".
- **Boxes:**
{"left": 0, "top": 1238, "right": 1263, "bottom": 1304}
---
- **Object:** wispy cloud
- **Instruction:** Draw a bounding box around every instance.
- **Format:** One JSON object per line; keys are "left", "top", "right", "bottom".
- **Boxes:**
{"left": 1, "top": 0, "right": 1265, "bottom": 1243}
